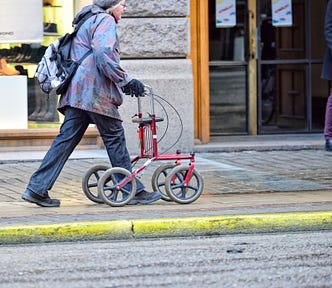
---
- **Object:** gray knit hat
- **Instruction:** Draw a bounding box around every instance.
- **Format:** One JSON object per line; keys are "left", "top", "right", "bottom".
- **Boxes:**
{"left": 93, "top": 0, "right": 122, "bottom": 9}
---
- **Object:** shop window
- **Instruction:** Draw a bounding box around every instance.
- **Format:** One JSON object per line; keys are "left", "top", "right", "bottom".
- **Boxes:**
{"left": 0, "top": 0, "right": 73, "bottom": 129}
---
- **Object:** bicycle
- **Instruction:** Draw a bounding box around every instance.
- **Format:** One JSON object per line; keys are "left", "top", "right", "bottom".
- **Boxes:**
{"left": 82, "top": 86, "right": 204, "bottom": 207}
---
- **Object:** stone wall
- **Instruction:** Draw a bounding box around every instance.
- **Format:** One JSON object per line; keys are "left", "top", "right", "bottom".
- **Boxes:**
{"left": 116, "top": 0, "right": 194, "bottom": 154}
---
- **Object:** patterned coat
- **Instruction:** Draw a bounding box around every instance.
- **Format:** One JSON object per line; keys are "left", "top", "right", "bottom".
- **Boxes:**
{"left": 58, "top": 5, "right": 132, "bottom": 120}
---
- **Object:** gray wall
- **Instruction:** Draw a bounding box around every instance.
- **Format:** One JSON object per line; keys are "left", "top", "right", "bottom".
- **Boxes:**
{"left": 116, "top": 0, "right": 194, "bottom": 154}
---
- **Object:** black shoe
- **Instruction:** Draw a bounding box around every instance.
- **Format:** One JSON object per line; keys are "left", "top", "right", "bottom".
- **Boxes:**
{"left": 15, "top": 65, "right": 28, "bottom": 76}
{"left": 128, "top": 190, "right": 161, "bottom": 205}
{"left": 22, "top": 189, "right": 60, "bottom": 207}
{"left": 325, "top": 139, "right": 332, "bottom": 151}
{"left": 43, "top": 23, "right": 58, "bottom": 36}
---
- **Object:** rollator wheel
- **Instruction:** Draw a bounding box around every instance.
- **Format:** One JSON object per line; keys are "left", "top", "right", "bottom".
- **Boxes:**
{"left": 165, "top": 165, "right": 204, "bottom": 204}
{"left": 98, "top": 167, "right": 136, "bottom": 207}
{"left": 82, "top": 164, "right": 109, "bottom": 204}
{"left": 151, "top": 163, "right": 177, "bottom": 201}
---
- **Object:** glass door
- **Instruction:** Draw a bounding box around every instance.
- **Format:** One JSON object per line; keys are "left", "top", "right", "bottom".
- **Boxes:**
{"left": 258, "top": 0, "right": 327, "bottom": 134}
{"left": 209, "top": 0, "right": 249, "bottom": 135}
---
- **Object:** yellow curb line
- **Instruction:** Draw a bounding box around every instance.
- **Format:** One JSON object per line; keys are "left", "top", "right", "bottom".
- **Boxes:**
{"left": 0, "top": 211, "right": 331, "bottom": 244}
{"left": 133, "top": 211, "right": 332, "bottom": 238}
{"left": 0, "top": 220, "right": 133, "bottom": 244}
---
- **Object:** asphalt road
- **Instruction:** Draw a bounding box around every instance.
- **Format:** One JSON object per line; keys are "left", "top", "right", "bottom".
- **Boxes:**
{"left": 0, "top": 231, "right": 331, "bottom": 288}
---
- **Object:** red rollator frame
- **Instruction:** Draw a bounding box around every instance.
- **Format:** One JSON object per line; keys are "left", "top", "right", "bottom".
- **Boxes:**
{"left": 82, "top": 86, "right": 204, "bottom": 206}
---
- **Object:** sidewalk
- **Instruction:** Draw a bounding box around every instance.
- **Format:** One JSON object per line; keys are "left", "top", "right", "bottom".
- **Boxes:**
{"left": 0, "top": 134, "right": 331, "bottom": 243}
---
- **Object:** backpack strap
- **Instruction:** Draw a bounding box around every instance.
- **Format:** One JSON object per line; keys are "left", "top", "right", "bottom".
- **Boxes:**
{"left": 59, "top": 11, "right": 96, "bottom": 65}
{"left": 77, "top": 49, "right": 93, "bottom": 65}
{"left": 71, "top": 11, "right": 107, "bottom": 64}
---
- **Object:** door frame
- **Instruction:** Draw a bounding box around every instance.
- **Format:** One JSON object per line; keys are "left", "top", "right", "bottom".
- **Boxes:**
{"left": 190, "top": 0, "right": 210, "bottom": 144}
{"left": 190, "top": 0, "right": 258, "bottom": 142}
{"left": 248, "top": 0, "right": 258, "bottom": 135}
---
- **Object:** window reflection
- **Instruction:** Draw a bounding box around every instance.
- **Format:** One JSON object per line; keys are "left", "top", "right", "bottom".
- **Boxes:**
{"left": 209, "top": 0, "right": 247, "bottom": 62}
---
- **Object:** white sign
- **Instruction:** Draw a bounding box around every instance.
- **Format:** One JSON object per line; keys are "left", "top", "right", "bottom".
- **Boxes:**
{"left": 272, "top": 0, "right": 293, "bottom": 27}
{"left": 0, "top": 0, "right": 43, "bottom": 43}
{"left": 216, "top": 0, "right": 236, "bottom": 28}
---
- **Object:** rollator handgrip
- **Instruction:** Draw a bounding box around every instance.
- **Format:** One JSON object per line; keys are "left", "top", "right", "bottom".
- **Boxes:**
{"left": 132, "top": 116, "right": 164, "bottom": 124}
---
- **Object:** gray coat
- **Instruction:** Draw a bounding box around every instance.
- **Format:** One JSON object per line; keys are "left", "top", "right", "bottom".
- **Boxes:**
{"left": 58, "top": 5, "right": 132, "bottom": 120}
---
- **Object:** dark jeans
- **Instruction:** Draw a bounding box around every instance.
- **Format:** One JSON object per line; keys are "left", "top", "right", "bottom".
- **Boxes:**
{"left": 324, "top": 82, "right": 332, "bottom": 140}
{"left": 26, "top": 107, "right": 144, "bottom": 197}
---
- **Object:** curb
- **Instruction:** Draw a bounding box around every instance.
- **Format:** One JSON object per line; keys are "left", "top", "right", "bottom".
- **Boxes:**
{"left": 194, "top": 144, "right": 323, "bottom": 153}
{"left": 0, "top": 211, "right": 331, "bottom": 244}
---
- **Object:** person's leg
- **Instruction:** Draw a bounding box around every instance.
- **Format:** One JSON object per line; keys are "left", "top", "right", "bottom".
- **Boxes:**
{"left": 88, "top": 112, "right": 145, "bottom": 192}
{"left": 324, "top": 82, "right": 332, "bottom": 139}
{"left": 24, "top": 108, "right": 90, "bottom": 200}
{"left": 324, "top": 82, "right": 332, "bottom": 151}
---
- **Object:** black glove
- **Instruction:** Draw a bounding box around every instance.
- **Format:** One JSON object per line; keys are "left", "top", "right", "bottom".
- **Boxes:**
{"left": 122, "top": 79, "right": 145, "bottom": 97}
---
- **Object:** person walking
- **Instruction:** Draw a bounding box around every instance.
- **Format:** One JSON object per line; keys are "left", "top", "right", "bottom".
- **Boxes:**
{"left": 22, "top": 0, "right": 161, "bottom": 207}
{"left": 322, "top": 0, "right": 332, "bottom": 151}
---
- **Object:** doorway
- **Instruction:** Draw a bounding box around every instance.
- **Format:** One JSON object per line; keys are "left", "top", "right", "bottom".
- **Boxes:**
{"left": 208, "top": 0, "right": 328, "bottom": 136}
{"left": 258, "top": 0, "right": 327, "bottom": 134}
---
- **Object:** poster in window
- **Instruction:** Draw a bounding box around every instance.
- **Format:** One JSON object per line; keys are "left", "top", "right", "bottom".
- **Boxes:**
{"left": 272, "top": 0, "right": 293, "bottom": 27}
{"left": 216, "top": 0, "right": 236, "bottom": 28}
{"left": 0, "top": 0, "right": 43, "bottom": 43}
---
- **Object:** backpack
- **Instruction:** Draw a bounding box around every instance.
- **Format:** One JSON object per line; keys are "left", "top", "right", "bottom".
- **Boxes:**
{"left": 35, "top": 11, "right": 95, "bottom": 95}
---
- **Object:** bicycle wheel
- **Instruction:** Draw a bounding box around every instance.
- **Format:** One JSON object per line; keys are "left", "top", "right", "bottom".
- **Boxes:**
{"left": 151, "top": 163, "right": 177, "bottom": 201}
{"left": 98, "top": 167, "right": 136, "bottom": 207}
{"left": 165, "top": 165, "right": 204, "bottom": 204}
{"left": 82, "top": 164, "right": 109, "bottom": 204}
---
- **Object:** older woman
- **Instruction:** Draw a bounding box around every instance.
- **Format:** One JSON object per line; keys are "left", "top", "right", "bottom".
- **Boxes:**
{"left": 22, "top": 0, "right": 161, "bottom": 207}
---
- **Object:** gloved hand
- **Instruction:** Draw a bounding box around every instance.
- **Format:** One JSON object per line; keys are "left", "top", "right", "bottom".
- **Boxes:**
{"left": 122, "top": 79, "right": 145, "bottom": 97}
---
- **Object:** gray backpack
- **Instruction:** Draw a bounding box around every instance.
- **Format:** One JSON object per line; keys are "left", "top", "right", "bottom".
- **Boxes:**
{"left": 35, "top": 11, "right": 94, "bottom": 95}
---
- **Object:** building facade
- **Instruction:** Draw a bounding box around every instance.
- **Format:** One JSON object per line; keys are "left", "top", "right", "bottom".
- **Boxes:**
{"left": 0, "top": 0, "right": 328, "bottom": 153}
